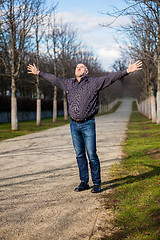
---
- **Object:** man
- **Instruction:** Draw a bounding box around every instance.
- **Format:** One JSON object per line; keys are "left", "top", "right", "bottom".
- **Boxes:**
{"left": 27, "top": 60, "right": 142, "bottom": 193}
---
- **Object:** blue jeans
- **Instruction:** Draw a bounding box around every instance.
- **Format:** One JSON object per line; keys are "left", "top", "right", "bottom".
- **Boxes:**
{"left": 70, "top": 118, "right": 101, "bottom": 185}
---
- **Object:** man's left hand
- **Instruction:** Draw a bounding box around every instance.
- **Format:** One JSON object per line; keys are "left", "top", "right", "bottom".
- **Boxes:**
{"left": 127, "top": 60, "right": 142, "bottom": 73}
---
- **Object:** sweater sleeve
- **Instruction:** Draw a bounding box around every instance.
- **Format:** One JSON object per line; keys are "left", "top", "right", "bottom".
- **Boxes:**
{"left": 95, "top": 70, "right": 128, "bottom": 91}
{"left": 39, "top": 71, "right": 67, "bottom": 91}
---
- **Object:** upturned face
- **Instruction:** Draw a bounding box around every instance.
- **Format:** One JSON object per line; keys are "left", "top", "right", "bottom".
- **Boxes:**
{"left": 75, "top": 64, "right": 88, "bottom": 78}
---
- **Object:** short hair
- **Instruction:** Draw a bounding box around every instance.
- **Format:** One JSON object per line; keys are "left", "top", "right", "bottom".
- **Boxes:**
{"left": 84, "top": 65, "right": 88, "bottom": 73}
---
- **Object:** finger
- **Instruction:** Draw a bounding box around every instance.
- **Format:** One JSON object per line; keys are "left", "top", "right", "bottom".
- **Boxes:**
{"left": 130, "top": 59, "right": 132, "bottom": 65}
{"left": 27, "top": 67, "right": 32, "bottom": 70}
{"left": 136, "top": 62, "right": 142, "bottom": 66}
{"left": 135, "top": 60, "right": 141, "bottom": 64}
{"left": 27, "top": 66, "right": 32, "bottom": 70}
{"left": 137, "top": 65, "right": 142, "bottom": 68}
{"left": 136, "top": 63, "right": 142, "bottom": 67}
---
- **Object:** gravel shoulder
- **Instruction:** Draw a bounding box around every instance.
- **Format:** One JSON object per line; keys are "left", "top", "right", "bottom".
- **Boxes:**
{"left": 0, "top": 99, "right": 132, "bottom": 240}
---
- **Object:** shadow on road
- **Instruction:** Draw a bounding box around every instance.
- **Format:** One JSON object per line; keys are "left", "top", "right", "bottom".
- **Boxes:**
{"left": 101, "top": 164, "right": 160, "bottom": 191}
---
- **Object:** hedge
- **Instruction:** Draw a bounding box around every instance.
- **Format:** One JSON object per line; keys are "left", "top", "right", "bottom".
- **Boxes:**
{"left": 0, "top": 95, "right": 63, "bottom": 112}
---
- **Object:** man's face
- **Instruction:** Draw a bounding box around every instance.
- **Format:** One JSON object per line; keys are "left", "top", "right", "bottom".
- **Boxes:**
{"left": 75, "top": 64, "right": 87, "bottom": 78}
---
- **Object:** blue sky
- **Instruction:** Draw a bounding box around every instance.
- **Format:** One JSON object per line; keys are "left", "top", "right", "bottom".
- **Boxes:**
{"left": 46, "top": 0, "right": 129, "bottom": 71}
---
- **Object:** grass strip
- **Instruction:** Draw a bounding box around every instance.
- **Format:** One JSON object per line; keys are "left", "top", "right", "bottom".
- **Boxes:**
{"left": 101, "top": 101, "right": 160, "bottom": 240}
{"left": 0, "top": 116, "right": 70, "bottom": 142}
{"left": 97, "top": 101, "right": 122, "bottom": 116}
{"left": 0, "top": 101, "right": 122, "bottom": 142}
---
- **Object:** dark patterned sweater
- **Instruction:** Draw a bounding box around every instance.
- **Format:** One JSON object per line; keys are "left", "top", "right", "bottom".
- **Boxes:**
{"left": 39, "top": 70, "right": 128, "bottom": 120}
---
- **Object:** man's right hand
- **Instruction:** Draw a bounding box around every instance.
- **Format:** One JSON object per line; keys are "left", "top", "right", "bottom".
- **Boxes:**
{"left": 27, "top": 63, "right": 40, "bottom": 75}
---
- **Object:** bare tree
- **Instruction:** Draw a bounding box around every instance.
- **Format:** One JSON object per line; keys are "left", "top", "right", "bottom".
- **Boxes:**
{"left": 0, "top": 0, "right": 37, "bottom": 130}
{"left": 35, "top": 0, "right": 42, "bottom": 126}
{"left": 46, "top": 16, "right": 81, "bottom": 121}
{"left": 45, "top": 14, "right": 59, "bottom": 122}
{"left": 102, "top": 0, "right": 160, "bottom": 123}
{"left": 34, "top": 0, "right": 56, "bottom": 126}
{"left": 57, "top": 22, "right": 80, "bottom": 120}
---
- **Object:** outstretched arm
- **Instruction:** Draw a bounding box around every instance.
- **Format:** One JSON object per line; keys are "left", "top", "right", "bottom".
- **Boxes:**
{"left": 94, "top": 59, "right": 142, "bottom": 91}
{"left": 27, "top": 63, "right": 40, "bottom": 75}
{"left": 27, "top": 63, "right": 67, "bottom": 91}
{"left": 127, "top": 60, "right": 142, "bottom": 73}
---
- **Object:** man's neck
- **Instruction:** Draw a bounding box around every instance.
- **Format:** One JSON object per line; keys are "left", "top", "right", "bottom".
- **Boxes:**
{"left": 76, "top": 74, "right": 87, "bottom": 82}
{"left": 76, "top": 76, "right": 82, "bottom": 82}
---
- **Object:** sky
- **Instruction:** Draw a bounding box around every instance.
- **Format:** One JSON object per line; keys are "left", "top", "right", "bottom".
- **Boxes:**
{"left": 46, "top": 0, "right": 130, "bottom": 71}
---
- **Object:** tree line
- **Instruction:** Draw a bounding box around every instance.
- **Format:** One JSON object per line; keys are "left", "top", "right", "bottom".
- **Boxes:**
{"left": 104, "top": 0, "right": 160, "bottom": 124}
{"left": 1, "top": 0, "right": 154, "bottom": 130}
{"left": 0, "top": 0, "right": 107, "bottom": 130}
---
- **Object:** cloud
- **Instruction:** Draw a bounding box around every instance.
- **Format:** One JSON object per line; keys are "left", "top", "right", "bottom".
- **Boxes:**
{"left": 55, "top": 10, "right": 130, "bottom": 70}
{"left": 97, "top": 47, "right": 121, "bottom": 68}
{"left": 98, "top": 47, "right": 121, "bottom": 59}
{"left": 56, "top": 11, "right": 101, "bottom": 33}
{"left": 57, "top": 10, "right": 129, "bottom": 31}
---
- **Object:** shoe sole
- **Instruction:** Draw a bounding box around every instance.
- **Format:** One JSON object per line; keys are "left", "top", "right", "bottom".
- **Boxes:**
{"left": 74, "top": 186, "right": 90, "bottom": 192}
{"left": 91, "top": 188, "right": 102, "bottom": 193}
{"left": 91, "top": 190, "right": 102, "bottom": 193}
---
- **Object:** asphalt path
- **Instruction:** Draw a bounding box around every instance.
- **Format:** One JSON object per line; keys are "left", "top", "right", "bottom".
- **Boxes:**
{"left": 0, "top": 99, "right": 133, "bottom": 240}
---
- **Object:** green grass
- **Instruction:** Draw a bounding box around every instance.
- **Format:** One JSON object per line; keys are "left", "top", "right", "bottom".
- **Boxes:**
{"left": 0, "top": 101, "right": 122, "bottom": 142}
{"left": 101, "top": 101, "right": 160, "bottom": 240}
{"left": 97, "top": 101, "right": 122, "bottom": 116}
{"left": 0, "top": 116, "right": 70, "bottom": 142}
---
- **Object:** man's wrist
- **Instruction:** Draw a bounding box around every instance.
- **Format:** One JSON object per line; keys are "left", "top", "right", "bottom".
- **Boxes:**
{"left": 126, "top": 68, "right": 131, "bottom": 74}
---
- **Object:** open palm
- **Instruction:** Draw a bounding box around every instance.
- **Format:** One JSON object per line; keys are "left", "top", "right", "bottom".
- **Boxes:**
{"left": 127, "top": 60, "right": 142, "bottom": 73}
{"left": 27, "top": 63, "right": 39, "bottom": 75}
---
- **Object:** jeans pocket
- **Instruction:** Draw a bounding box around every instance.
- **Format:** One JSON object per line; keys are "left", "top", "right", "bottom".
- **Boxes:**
{"left": 85, "top": 118, "right": 95, "bottom": 125}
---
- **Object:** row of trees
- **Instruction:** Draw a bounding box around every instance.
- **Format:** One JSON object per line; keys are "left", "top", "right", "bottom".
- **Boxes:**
{"left": 0, "top": 0, "right": 106, "bottom": 129}
{"left": 1, "top": 0, "right": 153, "bottom": 129}
{"left": 105, "top": 0, "right": 160, "bottom": 124}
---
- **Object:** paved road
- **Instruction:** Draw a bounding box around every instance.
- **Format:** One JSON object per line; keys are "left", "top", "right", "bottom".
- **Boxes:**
{"left": 0, "top": 99, "right": 133, "bottom": 240}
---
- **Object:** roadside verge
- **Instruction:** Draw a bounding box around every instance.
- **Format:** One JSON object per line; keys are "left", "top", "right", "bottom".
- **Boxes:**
{"left": 95, "top": 101, "right": 160, "bottom": 240}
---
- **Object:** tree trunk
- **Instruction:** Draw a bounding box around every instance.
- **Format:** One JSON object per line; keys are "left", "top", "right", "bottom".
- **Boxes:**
{"left": 157, "top": 91, "right": 160, "bottom": 124}
{"left": 11, "top": 54, "right": 18, "bottom": 132}
{"left": 53, "top": 86, "right": 57, "bottom": 123}
{"left": 53, "top": 23, "right": 57, "bottom": 123}
{"left": 148, "top": 95, "right": 152, "bottom": 120}
{"left": 157, "top": 9, "right": 160, "bottom": 124}
{"left": 11, "top": 81, "right": 18, "bottom": 130}
{"left": 11, "top": 96, "right": 18, "bottom": 130}
{"left": 36, "top": 75, "right": 41, "bottom": 127}
{"left": 36, "top": 99, "right": 41, "bottom": 126}
{"left": 145, "top": 98, "right": 148, "bottom": 117}
{"left": 151, "top": 92, "right": 157, "bottom": 123}
{"left": 142, "top": 100, "right": 145, "bottom": 115}
{"left": 35, "top": 13, "right": 41, "bottom": 127}
{"left": 63, "top": 91, "right": 68, "bottom": 120}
